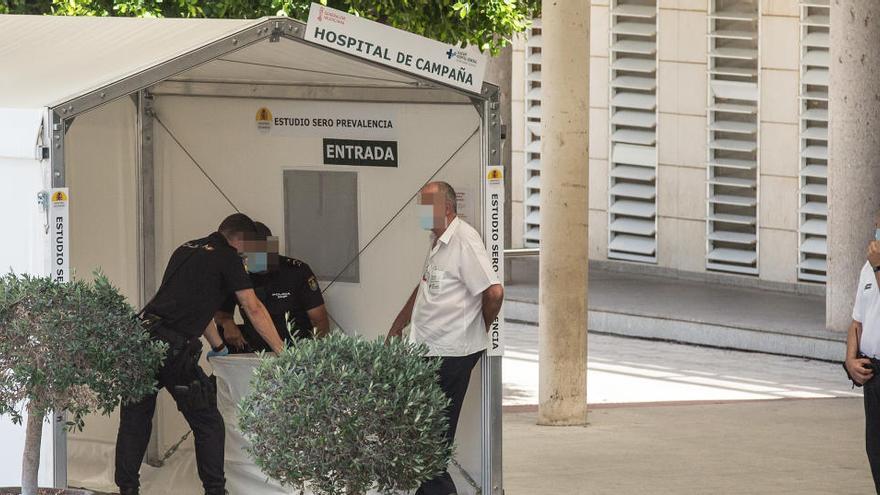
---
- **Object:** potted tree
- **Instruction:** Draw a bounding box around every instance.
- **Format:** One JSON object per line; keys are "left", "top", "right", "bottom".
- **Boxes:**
{"left": 0, "top": 272, "right": 166, "bottom": 495}
{"left": 239, "top": 334, "right": 453, "bottom": 495}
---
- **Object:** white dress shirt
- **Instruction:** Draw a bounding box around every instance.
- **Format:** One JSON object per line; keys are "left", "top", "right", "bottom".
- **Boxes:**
{"left": 409, "top": 216, "right": 500, "bottom": 357}
{"left": 853, "top": 261, "right": 880, "bottom": 358}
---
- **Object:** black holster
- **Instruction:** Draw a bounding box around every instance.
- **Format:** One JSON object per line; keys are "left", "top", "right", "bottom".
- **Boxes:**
{"left": 171, "top": 372, "right": 218, "bottom": 413}
{"left": 144, "top": 317, "right": 217, "bottom": 413}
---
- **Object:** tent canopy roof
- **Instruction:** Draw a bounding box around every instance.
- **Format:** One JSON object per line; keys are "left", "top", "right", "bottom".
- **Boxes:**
{"left": 0, "top": 14, "right": 477, "bottom": 113}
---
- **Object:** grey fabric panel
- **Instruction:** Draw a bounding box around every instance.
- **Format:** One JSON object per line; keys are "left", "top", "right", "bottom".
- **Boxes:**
{"left": 283, "top": 170, "right": 359, "bottom": 283}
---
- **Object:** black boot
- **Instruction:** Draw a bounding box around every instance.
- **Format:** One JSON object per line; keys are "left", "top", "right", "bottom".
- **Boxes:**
{"left": 119, "top": 488, "right": 139, "bottom": 495}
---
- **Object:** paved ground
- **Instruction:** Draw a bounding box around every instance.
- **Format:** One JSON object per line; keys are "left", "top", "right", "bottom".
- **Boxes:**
{"left": 501, "top": 321, "right": 872, "bottom": 494}
{"left": 504, "top": 398, "right": 872, "bottom": 495}
{"left": 505, "top": 268, "right": 827, "bottom": 339}
{"left": 502, "top": 322, "right": 859, "bottom": 406}
{"left": 504, "top": 267, "right": 842, "bottom": 360}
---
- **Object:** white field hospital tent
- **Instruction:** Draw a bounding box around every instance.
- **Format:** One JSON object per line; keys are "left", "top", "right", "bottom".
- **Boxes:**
{"left": 0, "top": 7, "right": 505, "bottom": 495}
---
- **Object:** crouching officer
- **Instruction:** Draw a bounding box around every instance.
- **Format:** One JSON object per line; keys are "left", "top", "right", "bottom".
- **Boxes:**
{"left": 216, "top": 222, "right": 330, "bottom": 351}
{"left": 115, "top": 213, "right": 286, "bottom": 495}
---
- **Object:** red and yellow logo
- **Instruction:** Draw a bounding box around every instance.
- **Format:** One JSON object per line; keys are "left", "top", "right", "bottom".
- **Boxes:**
{"left": 256, "top": 107, "right": 273, "bottom": 131}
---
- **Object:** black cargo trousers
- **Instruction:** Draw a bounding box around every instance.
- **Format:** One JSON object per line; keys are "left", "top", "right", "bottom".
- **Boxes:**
{"left": 115, "top": 322, "right": 226, "bottom": 495}
{"left": 417, "top": 351, "right": 483, "bottom": 495}
{"left": 864, "top": 360, "right": 880, "bottom": 494}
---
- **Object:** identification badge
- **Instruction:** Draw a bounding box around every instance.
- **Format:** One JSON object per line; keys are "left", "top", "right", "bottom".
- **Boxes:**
{"left": 427, "top": 266, "right": 443, "bottom": 293}
{"left": 422, "top": 264, "right": 444, "bottom": 294}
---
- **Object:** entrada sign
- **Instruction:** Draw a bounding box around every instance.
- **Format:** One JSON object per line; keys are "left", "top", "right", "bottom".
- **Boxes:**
{"left": 323, "top": 138, "right": 398, "bottom": 167}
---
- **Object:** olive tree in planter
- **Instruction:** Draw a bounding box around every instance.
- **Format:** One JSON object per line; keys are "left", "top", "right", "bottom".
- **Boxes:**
{"left": 239, "top": 334, "right": 452, "bottom": 495}
{"left": 0, "top": 273, "right": 166, "bottom": 495}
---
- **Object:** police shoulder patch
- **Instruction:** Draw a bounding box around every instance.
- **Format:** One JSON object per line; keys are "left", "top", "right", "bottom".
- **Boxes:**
{"left": 308, "top": 276, "right": 319, "bottom": 292}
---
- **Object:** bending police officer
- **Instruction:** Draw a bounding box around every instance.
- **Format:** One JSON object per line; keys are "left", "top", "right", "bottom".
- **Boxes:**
{"left": 115, "top": 214, "right": 285, "bottom": 495}
{"left": 216, "top": 222, "right": 330, "bottom": 351}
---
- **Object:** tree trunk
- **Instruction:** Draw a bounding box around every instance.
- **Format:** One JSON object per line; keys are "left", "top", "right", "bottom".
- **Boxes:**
{"left": 21, "top": 404, "right": 44, "bottom": 495}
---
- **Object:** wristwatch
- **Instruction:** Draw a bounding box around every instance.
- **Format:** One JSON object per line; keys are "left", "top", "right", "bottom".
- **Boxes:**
{"left": 211, "top": 343, "right": 227, "bottom": 353}
{"left": 874, "top": 265, "right": 880, "bottom": 273}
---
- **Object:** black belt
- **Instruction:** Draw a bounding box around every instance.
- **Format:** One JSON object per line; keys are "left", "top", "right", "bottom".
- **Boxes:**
{"left": 140, "top": 314, "right": 197, "bottom": 350}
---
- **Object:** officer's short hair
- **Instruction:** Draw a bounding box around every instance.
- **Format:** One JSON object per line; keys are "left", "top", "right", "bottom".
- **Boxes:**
{"left": 218, "top": 213, "right": 257, "bottom": 239}
{"left": 435, "top": 182, "right": 458, "bottom": 213}
{"left": 254, "top": 222, "right": 273, "bottom": 241}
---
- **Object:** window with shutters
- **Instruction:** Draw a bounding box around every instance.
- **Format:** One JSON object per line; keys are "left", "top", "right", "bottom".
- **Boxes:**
{"left": 706, "top": 0, "right": 761, "bottom": 275}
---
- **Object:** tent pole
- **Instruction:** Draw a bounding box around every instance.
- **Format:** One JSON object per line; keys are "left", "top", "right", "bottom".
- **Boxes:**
{"left": 135, "top": 90, "right": 162, "bottom": 467}
{"left": 480, "top": 84, "right": 504, "bottom": 495}
{"left": 46, "top": 108, "right": 69, "bottom": 488}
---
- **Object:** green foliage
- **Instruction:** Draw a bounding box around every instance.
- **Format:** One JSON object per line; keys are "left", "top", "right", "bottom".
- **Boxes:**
{"left": 0, "top": 0, "right": 540, "bottom": 54}
{"left": 239, "top": 333, "right": 452, "bottom": 495}
{"left": 0, "top": 271, "right": 166, "bottom": 430}
{"left": 0, "top": 0, "right": 51, "bottom": 14}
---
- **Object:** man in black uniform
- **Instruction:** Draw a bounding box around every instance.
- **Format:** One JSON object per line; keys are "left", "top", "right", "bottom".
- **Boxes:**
{"left": 215, "top": 222, "right": 330, "bottom": 351}
{"left": 115, "top": 214, "right": 285, "bottom": 495}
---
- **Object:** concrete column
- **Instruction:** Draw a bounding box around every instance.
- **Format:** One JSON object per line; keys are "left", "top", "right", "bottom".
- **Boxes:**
{"left": 538, "top": 0, "right": 589, "bottom": 426}
{"left": 827, "top": 0, "right": 880, "bottom": 332}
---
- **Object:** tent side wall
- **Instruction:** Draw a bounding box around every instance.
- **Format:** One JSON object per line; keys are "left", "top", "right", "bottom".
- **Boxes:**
{"left": 62, "top": 97, "right": 142, "bottom": 489}
{"left": 0, "top": 157, "right": 47, "bottom": 275}
{"left": 0, "top": 111, "right": 58, "bottom": 488}
{"left": 0, "top": 108, "right": 48, "bottom": 276}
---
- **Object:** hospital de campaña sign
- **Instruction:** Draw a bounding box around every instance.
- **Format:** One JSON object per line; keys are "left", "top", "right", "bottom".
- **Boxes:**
{"left": 305, "top": 3, "right": 488, "bottom": 94}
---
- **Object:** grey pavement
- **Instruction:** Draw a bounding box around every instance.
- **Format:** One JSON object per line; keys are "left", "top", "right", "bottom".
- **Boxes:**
{"left": 501, "top": 321, "right": 872, "bottom": 494}
{"left": 504, "top": 267, "right": 843, "bottom": 360}
{"left": 504, "top": 399, "right": 872, "bottom": 495}
{"left": 505, "top": 268, "right": 826, "bottom": 338}
{"left": 502, "top": 321, "right": 859, "bottom": 406}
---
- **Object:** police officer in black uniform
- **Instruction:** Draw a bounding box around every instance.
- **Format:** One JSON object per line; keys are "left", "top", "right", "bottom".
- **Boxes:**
{"left": 114, "top": 214, "right": 286, "bottom": 495}
{"left": 215, "top": 222, "right": 330, "bottom": 351}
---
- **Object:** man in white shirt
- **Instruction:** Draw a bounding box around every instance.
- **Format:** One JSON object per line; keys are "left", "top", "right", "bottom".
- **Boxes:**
{"left": 845, "top": 213, "right": 880, "bottom": 493}
{"left": 387, "top": 181, "right": 504, "bottom": 495}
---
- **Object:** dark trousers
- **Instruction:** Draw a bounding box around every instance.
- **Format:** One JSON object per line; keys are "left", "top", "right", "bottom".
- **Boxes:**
{"left": 417, "top": 351, "right": 483, "bottom": 495}
{"left": 115, "top": 330, "right": 226, "bottom": 495}
{"left": 866, "top": 376, "right": 880, "bottom": 494}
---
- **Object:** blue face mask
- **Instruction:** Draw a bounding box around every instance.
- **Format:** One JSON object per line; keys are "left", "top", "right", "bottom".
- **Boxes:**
{"left": 418, "top": 205, "right": 435, "bottom": 230}
{"left": 875, "top": 228, "right": 880, "bottom": 241}
{"left": 245, "top": 252, "right": 268, "bottom": 273}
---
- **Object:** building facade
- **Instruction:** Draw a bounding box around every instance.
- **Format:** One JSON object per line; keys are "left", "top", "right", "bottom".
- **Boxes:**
{"left": 510, "top": 0, "right": 829, "bottom": 288}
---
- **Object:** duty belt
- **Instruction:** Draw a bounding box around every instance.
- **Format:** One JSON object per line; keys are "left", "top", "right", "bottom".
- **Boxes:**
{"left": 140, "top": 313, "right": 196, "bottom": 350}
